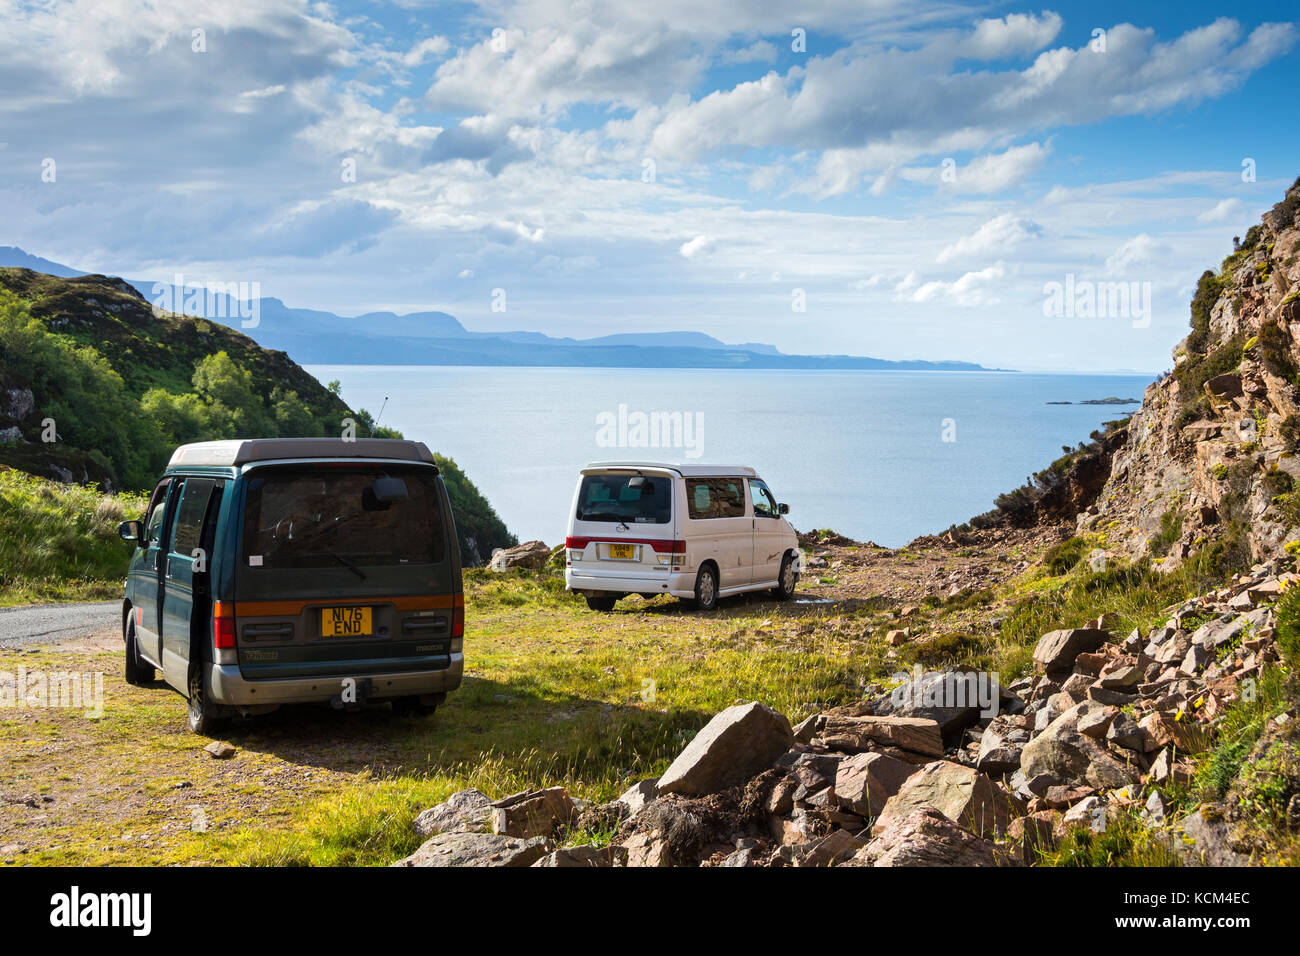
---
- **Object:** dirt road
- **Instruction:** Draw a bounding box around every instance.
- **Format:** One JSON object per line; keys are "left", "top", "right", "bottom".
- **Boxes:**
{"left": 0, "top": 601, "right": 118, "bottom": 648}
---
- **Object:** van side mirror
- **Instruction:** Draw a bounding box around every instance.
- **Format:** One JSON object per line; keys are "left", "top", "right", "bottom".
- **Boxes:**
{"left": 778, "top": 503, "right": 789, "bottom": 515}
{"left": 118, "top": 520, "right": 142, "bottom": 544}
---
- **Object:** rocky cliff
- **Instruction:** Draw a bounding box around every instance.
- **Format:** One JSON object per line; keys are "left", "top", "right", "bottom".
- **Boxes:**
{"left": 1080, "top": 177, "right": 1300, "bottom": 571}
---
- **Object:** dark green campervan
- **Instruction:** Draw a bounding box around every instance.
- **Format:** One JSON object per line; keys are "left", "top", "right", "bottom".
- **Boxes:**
{"left": 117, "top": 438, "right": 465, "bottom": 734}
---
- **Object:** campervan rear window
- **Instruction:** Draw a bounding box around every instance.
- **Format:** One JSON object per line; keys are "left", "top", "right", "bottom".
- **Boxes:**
{"left": 241, "top": 467, "right": 445, "bottom": 569}
{"left": 576, "top": 474, "right": 671, "bottom": 524}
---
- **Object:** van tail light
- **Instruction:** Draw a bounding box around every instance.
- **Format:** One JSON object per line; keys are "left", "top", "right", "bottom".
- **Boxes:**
{"left": 565, "top": 537, "right": 684, "bottom": 553}
{"left": 213, "top": 601, "right": 237, "bottom": 650}
{"left": 451, "top": 605, "right": 464, "bottom": 640}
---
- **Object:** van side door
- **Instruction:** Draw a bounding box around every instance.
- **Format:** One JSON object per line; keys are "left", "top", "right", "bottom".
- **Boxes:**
{"left": 131, "top": 478, "right": 174, "bottom": 668}
{"left": 159, "top": 477, "right": 219, "bottom": 691}
{"left": 748, "top": 478, "right": 785, "bottom": 586}
{"left": 684, "top": 477, "right": 751, "bottom": 590}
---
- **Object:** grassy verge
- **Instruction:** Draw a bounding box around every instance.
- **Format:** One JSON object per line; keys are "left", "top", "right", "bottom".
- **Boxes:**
{"left": 0, "top": 468, "right": 146, "bottom": 605}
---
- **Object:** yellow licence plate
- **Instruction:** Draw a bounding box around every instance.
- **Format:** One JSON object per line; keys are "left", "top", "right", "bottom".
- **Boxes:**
{"left": 606, "top": 543, "right": 636, "bottom": 560}
{"left": 322, "top": 606, "right": 372, "bottom": 637}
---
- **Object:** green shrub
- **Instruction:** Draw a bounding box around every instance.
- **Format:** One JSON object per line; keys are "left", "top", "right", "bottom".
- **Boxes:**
{"left": 1043, "top": 536, "right": 1090, "bottom": 575}
{"left": 1258, "top": 322, "right": 1298, "bottom": 383}
{"left": 1147, "top": 510, "right": 1183, "bottom": 557}
{"left": 1042, "top": 812, "right": 1181, "bottom": 866}
{"left": 1264, "top": 466, "right": 1295, "bottom": 499}
{"left": 1281, "top": 415, "right": 1300, "bottom": 454}
{"left": 1185, "top": 270, "right": 1224, "bottom": 357}
{"left": 1175, "top": 332, "right": 1248, "bottom": 408}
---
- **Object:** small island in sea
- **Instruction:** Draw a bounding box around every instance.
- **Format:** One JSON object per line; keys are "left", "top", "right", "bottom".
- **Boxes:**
{"left": 1047, "top": 396, "right": 1140, "bottom": 405}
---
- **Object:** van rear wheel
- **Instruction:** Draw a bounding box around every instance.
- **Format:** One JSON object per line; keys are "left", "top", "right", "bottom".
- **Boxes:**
{"left": 392, "top": 696, "right": 439, "bottom": 717}
{"left": 124, "top": 617, "right": 154, "bottom": 686}
{"left": 187, "top": 664, "right": 225, "bottom": 736}
{"left": 692, "top": 565, "right": 719, "bottom": 611}
{"left": 585, "top": 595, "right": 617, "bottom": 612}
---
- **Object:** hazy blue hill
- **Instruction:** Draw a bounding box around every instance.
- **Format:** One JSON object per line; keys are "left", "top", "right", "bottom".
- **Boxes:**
{"left": 0, "top": 247, "right": 994, "bottom": 372}
{"left": 0, "top": 247, "right": 82, "bottom": 278}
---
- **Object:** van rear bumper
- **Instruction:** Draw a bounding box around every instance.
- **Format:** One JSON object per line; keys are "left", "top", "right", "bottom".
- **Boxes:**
{"left": 207, "top": 653, "right": 464, "bottom": 706}
{"left": 566, "top": 569, "right": 694, "bottom": 599}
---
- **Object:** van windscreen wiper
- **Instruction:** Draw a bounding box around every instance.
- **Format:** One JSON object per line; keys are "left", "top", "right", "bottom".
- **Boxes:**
{"left": 324, "top": 551, "right": 367, "bottom": 580}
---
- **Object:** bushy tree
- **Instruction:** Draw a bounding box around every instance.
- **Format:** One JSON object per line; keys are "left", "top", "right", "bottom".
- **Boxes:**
{"left": 0, "top": 290, "right": 164, "bottom": 487}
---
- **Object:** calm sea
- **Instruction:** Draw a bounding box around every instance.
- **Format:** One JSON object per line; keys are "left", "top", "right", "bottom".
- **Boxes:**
{"left": 306, "top": 366, "right": 1152, "bottom": 549}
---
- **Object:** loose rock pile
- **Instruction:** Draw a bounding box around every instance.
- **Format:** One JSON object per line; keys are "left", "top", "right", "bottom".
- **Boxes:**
{"left": 396, "top": 565, "right": 1294, "bottom": 867}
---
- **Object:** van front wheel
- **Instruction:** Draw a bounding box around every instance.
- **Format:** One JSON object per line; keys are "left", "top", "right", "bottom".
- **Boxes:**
{"left": 585, "top": 595, "right": 617, "bottom": 612}
{"left": 187, "top": 664, "right": 225, "bottom": 736}
{"left": 124, "top": 618, "right": 154, "bottom": 686}
{"left": 692, "top": 565, "right": 719, "bottom": 611}
{"left": 773, "top": 553, "right": 798, "bottom": 601}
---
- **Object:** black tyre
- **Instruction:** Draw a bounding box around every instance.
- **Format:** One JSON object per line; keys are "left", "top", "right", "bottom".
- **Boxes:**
{"left": 586, "top": 595, "right": 618, "bottom": 612}
{"left": 693, "top": 564, "right": 719, "bottom": 611}
{"left": 773, "top": 552, "right": 798, "bottom": 601}
{"left": 392, "top": 696, "right": 439, "bottom": 717}
{"left": 124, "top": 616, "right": 154, "bottom": 686}
{"left": 187, "top": 662, "right": 225, "bottom": 736}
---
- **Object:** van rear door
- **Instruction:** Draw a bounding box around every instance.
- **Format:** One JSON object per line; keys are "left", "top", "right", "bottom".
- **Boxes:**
{"left": 568, "top": 469, "right": 675, "bottom": 578}
{"left": 231, "top": 463, "right": 460, "bottom": 684}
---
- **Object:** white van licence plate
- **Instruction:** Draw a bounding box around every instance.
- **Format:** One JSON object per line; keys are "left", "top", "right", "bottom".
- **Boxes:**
{"left": 605, "top": 543, "right": 637, "bottom": 560}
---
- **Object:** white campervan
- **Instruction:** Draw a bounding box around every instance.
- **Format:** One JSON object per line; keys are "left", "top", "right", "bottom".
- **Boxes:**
{"left": 564, "top": 462, "right": 800, "bottom": 611}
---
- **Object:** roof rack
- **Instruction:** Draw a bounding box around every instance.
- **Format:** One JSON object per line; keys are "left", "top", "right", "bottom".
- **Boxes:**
{"left": 168, "top": 438, "right": 436, "bottom": 469}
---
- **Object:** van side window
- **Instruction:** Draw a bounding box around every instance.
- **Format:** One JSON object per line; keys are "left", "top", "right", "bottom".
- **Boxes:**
{"left": 169, "top": 478, "right": 217, "bottom": 556}
{"left": 750, "top": 480, "right": 779, "bottom": 518}
{"left": 143, "top": 478, "right": 171, "bottom": 548}
{"left": 145, "top": 500, "right": 168, "bottom": 548}
{"left": 686, "top": 478, "right": 745, "bottom": 519}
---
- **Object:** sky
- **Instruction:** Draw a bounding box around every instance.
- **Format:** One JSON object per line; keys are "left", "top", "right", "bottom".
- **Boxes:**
{"left": 1, "top": 0, "right": 1297, "bottom": 372}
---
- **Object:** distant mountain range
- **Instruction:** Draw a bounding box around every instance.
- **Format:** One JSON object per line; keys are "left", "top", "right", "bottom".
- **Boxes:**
{"left": 0, "top": 246, "right": 997, "bottom": 371}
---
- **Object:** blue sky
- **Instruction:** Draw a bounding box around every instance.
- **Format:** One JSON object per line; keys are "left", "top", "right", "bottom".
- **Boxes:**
{"left": 1, "top": 0, "right": 1297, "bottom": 371}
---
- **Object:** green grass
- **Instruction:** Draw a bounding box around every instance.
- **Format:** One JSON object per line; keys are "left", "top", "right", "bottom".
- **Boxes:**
{"left": 1, "top": 569, "right": 902, "bottom": 866}
{"left": 0, "top": 468, "right": 147, "bottom": 605}
{"left": 1041, "top": 812, "right": 1182, "bottom": 866}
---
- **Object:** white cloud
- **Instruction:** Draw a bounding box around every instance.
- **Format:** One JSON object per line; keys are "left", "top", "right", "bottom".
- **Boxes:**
{"left": 1104, "top": 234, "right": 1169, "bottom": 274}
{"left": 402, "top": 36, "right": 450, "bottom": 67}
{"left": 963, "top": 12, "right": 1063, "bottom": 59}
{"left": 724, "top": 40, "right": 777, "bottom": 65}
{"left": 630, "top": 17, "right": 1292, "bottom": 196}
{"left": 945, "top": 142, "right": 1050, "bottom": 193}
{"left": 679, "top": 235, "right": 714, "bottom": 258}
{"left": 240, "top": 84, "right": 288, "bottom": 99}
{"left": 937, "top": 213, "right": 1043, "bottom": 263}
{"left": 897, "top": 263, "right": 1008, "bottom": 307}
{"left": 1197, "top": 197, "right": 1245, "bottom": 223}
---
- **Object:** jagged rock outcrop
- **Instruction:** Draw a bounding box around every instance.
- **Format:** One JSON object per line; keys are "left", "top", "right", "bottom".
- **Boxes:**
{"left": 1080, "top": 177, "right": 1300, "bottom": 568}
